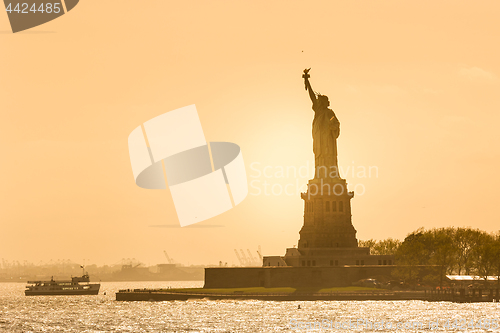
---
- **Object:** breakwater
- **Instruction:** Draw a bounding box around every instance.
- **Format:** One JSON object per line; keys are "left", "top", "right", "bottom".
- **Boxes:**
{"left": 116, "top": 288, "right": 500, "bottom": 302}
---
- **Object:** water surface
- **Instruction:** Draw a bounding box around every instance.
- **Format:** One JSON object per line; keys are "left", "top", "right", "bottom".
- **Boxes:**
{"left": 1, "top": 282, "right": 499, "bottom": 332}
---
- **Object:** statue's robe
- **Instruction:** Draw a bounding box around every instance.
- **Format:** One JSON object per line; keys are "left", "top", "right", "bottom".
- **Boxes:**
{"left": 312, "top": 100, "right": 340, "bottom": 178}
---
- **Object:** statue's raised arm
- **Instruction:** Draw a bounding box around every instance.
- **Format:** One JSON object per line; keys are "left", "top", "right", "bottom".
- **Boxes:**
{"left": 302, "top": 68, "right": 316, "bottom": 104}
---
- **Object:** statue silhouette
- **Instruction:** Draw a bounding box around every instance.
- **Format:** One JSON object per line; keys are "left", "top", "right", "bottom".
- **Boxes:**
{"left": 303, "top": 69, "right": 340, "bottom": 178}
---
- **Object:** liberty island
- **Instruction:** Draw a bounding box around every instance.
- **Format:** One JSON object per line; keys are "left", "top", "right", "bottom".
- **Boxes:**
{"left": 202, "top": 69, "right": 395, "bottom": 288}
{"left": 115, "top": 70, "right": 500, "bottom": 302}
{"left": 119, "top": 69, "right": 397, "bottom": 296}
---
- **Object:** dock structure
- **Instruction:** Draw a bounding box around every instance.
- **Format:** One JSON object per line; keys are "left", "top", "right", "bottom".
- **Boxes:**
{"left": 116, "top": 288, "right": 500, "bottom": 303}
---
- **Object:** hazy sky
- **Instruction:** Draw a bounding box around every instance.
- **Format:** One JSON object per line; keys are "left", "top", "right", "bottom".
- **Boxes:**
{"left": 1, "top": 1, "right": 499, "bottom": 266}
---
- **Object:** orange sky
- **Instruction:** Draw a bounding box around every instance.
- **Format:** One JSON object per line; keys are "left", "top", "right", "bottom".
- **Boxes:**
{"left": 1, "top": 0, "right": 499, "bottom": 266}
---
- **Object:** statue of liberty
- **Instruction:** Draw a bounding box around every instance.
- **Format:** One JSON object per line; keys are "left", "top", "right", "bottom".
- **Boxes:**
{"left": 302, "top": 68, "right": 340, "bottom": 179}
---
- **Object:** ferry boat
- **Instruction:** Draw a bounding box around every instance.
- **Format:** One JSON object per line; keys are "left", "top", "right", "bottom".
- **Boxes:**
{"left": 25, "top": 269, "right": 100, "bottom": 296}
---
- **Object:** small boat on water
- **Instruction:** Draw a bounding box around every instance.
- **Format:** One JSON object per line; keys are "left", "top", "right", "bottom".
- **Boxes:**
{"left": 25, "top": 268, "right": 100, "bottom": 296}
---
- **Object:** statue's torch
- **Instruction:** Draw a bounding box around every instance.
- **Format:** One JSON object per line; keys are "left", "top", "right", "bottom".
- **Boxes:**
{"left": 302, "top": 68, "right": 311, "bottom": 90}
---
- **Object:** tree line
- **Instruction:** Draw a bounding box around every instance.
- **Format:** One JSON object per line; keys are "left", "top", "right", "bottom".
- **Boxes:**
{"left": 360, "top": 227, "right": 500, "bottom": 287}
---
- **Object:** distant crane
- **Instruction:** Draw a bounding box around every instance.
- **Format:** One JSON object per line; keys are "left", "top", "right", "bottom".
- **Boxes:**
{"left": 256, "top": 251, "right": 263, "bottom": 259}
{"left": 240, "top": 249, "right": 249, "bottom": 266}
{"left": 256, "top": 245, "right": 263, "bottom": 265}
{"left": 247, "top": 249, "right": 257, "bottom": 263}
{"left": 234, "top": 249, "right": 244, "bottom": 266}
{"left": 233, "top": 248, "right": 264, "bottom": 266}
{"left": 163, "top": 251, "right": 174, "bottom": 264}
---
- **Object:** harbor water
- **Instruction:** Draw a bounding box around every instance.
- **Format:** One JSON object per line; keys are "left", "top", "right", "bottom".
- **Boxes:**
{"left": 1, "top": 281, "right": 499, "bottom": 332}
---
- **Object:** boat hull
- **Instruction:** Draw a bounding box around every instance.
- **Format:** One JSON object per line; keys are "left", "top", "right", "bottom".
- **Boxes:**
{"left": 25, "top": 285, "right": 100, "bottom": 296}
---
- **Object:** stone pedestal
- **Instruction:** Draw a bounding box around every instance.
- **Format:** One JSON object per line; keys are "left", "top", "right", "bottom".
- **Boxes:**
{"left": 298, "top": 177, "right": 358, "bottom": 249}
{"left": 263, "top": 176, "right": 395, "bottom": 269}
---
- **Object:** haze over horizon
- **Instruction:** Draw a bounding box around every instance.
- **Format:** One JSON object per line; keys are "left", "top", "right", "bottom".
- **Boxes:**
{"left": 1, "top": 0, "right": 499, "bottom": 266}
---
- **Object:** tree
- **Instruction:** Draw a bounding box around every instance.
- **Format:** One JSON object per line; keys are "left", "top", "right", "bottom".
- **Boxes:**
{"left": 427, "top": 228, "right": 456, "bottom": 288}
{"left": 373, "top": 238, "right": 401, "bottom": 255}
{"left": 491, "top": 231, "right": 500, "bottom": 288}
{"left": 454, "top": 227, "right": 484, "bottom": 275}
{"left": 394, "top": 229, "right": 429, "bottom": 286}
{"left": 358, "top": 239, "right": 376, "bottom": 253}
{"left": 359, "top": 238, "right": 401, "bottom": 255}
{"left": 472, "top": 232, "right": 496, "bottom": 286}
{"left": 363, "top": 227, "right": 500, "bottom": 288}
